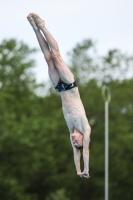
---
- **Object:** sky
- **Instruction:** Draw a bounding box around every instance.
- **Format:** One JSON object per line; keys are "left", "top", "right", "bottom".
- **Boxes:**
{"left": 1, "top": 0, "right": 133, "bottom": 83}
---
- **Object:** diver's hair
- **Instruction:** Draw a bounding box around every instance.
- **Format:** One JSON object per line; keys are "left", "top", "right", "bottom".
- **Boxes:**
{"left": 76, "top": 145, "right": 83, "bottom": 150}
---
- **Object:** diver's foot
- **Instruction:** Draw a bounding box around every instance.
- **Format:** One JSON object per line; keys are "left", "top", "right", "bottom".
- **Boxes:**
{"left": 27, "top": 14, "right": 39, "bottom": 31}
{"left": 30, "top": 13, "right": 45, "bottom": 28}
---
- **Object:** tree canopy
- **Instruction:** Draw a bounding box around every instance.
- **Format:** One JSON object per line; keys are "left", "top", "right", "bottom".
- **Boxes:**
{"left": 0, "top": 38, "right": 133, "bottom": 200}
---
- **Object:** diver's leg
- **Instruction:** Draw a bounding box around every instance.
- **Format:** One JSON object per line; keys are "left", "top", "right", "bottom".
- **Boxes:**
{"left": 31, "top": 13, "right": 74, "bottom": 84}
{"left": 27, "top": 14, "right": 59, "bottom": 86}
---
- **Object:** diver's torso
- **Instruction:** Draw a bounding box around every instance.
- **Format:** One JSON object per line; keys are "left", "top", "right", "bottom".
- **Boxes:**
{"left": 60, "top": 87, "right": 89, "bottom": 134}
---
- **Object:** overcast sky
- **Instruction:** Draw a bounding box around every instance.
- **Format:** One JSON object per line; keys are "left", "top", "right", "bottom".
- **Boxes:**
{"left": 1, "top": 0, "right": 133, "bottom": 83}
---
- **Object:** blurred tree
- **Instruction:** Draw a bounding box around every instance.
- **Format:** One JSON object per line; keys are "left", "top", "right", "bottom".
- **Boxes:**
{"left": 67, "top": 39, "right": 133, "bottom": 86}
{"left": 0, "top": 39, "right": 39, "bottom": 200}
{"left": 0, "top": 38, "right": 133, "bottom": 200}
{"left": 46, "top": 188, "right": 70, "bottom": 200}
{"left": 67, "top": 39, "right": 97, "bottom": 84}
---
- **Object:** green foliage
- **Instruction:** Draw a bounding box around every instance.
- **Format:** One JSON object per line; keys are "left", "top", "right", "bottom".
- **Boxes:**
{"left": 67, "top": 39, "right": 97, "bottom": 84}
{"left": 0, "top": 38, "right": 133, "bottom": 200}
{"left": 67, "top": 39, "right": 133, "bottom": 86}
{"left": 46, "top": 188, "right": 70, "bottom": 200}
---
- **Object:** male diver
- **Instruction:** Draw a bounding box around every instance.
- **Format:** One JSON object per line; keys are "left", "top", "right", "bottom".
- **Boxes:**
{"left": 27, "top": 13, "right": 91, "bottom": 178}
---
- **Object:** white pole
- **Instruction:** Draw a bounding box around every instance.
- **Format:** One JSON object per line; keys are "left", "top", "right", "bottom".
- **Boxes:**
{"left": 102, "top": 86, "right": 111, "bottom": 200}
{"left": 105, "top": 101, "right": 109, "bottom": 200}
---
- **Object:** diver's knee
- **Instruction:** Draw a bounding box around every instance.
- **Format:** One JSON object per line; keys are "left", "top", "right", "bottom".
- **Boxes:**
{"left": 51, "top": 49, "right": 61, "bottom": 61}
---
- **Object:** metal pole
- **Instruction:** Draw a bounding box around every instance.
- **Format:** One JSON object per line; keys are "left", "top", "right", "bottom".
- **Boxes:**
{"left": 105, "top": 101, "right": 109, "bottom": 200}
{"left": 102, "top": 86, "right": 111, "bottom": 200}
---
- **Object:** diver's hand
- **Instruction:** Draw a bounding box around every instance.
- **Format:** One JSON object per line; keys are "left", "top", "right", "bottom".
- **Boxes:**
{"left": 77, "top": 171, "right": 90, "bottom": 178}
{"left": 77, "top": 172, "right": 82, "bottom": 178}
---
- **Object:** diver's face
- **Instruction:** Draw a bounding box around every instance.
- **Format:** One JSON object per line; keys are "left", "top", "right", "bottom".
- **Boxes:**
{"left": 71, "top": 132, "right": 83, "bottom": 147}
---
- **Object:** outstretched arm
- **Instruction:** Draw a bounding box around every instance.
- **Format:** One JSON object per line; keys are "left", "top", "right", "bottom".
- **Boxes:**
{"left": 70, "top": 136, "right": 81, "bottom": 174}
{"left": 73, "top": 147, "right": 81, "bottom": 174}
{"left": 81, "top": 126, "right": 91, "bottom": 178}
{"left": 83, "top": 135, "right": 90, "bottom": 174}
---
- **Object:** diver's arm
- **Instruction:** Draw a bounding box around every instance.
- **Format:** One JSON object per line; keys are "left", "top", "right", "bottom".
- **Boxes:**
{"left": 70, "top": 137, "right": 81, "bottom": 174}
{"left": 82, "top": 127, "right": 91, "bottom": 176}
{"left": 73, "top": 147, "right": 81, "bottom": 174}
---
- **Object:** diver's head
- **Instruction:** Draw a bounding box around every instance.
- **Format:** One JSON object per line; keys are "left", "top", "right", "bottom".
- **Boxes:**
{"left": 71, "top": 132, "right": 83, "bottom": 149}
